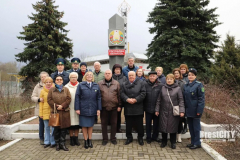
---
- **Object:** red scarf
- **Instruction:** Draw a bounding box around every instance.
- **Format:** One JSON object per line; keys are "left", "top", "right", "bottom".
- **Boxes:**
{"left": 70, "top": 81, "right": 78, "bottom": 86}
{"left": 81, "top": 71, "right": 85, "bottom": 76}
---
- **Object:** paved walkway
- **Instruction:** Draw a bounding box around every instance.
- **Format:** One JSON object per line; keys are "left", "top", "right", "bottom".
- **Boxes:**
{"left": 0, "top": 139, "right": 213, "bottom": 160}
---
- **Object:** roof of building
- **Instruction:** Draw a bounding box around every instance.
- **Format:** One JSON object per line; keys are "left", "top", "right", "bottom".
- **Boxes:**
{"left": 84, "top": 52, "right": 147, "bottom": 63}
{"left": 84, "top": 54, "right": 109, "bottom": 62}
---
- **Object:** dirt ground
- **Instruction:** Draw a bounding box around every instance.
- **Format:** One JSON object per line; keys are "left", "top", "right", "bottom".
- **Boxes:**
{"left": 207, "top": 139, "right": 240, "bottom": 160}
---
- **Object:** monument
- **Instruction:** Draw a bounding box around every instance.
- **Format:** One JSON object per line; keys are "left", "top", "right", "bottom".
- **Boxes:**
{"left": 118, "top": 0, "right": 131, "bottom": 51}
{"left": 108, "top": 14, "right": 125, "bottom": 69}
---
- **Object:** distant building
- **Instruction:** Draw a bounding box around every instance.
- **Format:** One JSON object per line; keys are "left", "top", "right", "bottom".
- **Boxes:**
{"left": 84, "top": 52, "right": 151, "bottom": 75}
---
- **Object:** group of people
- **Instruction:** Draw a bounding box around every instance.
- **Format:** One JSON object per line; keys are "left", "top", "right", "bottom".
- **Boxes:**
{"left": 31, "top": 56, "right": 205, "bottom": 151}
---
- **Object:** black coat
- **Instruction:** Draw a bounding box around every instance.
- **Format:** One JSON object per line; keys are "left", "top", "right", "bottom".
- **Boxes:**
{"left": 121, "top": 78, "right": 146, "bottom": 116}
{"left": 112, "top": 73, "right": 127, "bottom": 86}
{"left": 51, "top": 70, "right": 69, "bottom": 86}
{"left": 143, "top": 80, "right": 163, "bottom": 114}
{"left": 77, "top": 69, "right": 92, "bottom": 82}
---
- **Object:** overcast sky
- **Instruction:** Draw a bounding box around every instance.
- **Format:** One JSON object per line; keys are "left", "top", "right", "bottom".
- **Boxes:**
{"left": 0, "top": 0, "right": 240, "bottom": 63}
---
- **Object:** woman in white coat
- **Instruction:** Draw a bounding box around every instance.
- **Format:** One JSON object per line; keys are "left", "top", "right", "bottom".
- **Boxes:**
{"left": 65, "top": 72, "right": 80, "bottom": 146}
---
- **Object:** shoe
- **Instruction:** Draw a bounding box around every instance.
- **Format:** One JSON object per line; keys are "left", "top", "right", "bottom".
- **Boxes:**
{"left": 56, "top": 143, "right": 60, "bottom": 151}
{"left": 60, "top": 143, "right": 69, "bottom": 151}
{"left": 74, "top": 136, "right": 80, "bottom": 146}
{"left": 171, "top": 143, "right": 176, "bottom": 149}
{"left": 138, "top": 138, "right": 144, "bottom": 146}
{"left": 111, "top": 140, "right": 117, "bottom": 145}
{"left": 50, "top": 144, "right": 56, "bottom": 148}
{"left": 44, "top": 144, "right": 50, "bottom": 148}
{"left": 124, "top": 138, "right": 133, "bottom": 145}
{"left": 88, "top": 139, "right": 93, "bottom": 148}
{"left": 182, "top": 128, "right": 187, "bottom": 134}
{"left": 40, "top": 140, "right": 44, "bottom": 145}
{"left": 84, "top": 140, "right": 89, "bottom": 149}
{"left": 160, "top": 142, "right": 167, "bottom": 148}
{"left": 102, "top": 141, "right": 108, "bottom": 146}
{"left": 190, "top": 145, "right": 201, "bottom": 149}
{"left": 152, "top": 138, "right": 162, "bottom": 143}
{"left": 70, "top": 137, "right": 75, "bottom": 146}
{"left": 176, "top": 134, "right": 182, "bottom": 143}
{"left": 186, "top": 144, "right": 194, "bottom": 148}
{"left": 117, "top": 129, "right": 122, "bottom": 133}
{"left": 147, "top": 139, "right": 151, "bottom": 144}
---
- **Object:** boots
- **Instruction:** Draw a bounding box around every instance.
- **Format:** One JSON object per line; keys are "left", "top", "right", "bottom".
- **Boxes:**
{"left": 182, "top": 118, "right": 188, "bottom": 134}
{"left": 88, "top": 139, "right": 93, "bottom": 148}
{"left": 176, "top": 134, "right": 182, "bottom": 143}
{"left": 84, "top": 140, "right": 89, "bottom": 149}
{"left": 53, "top": 127, "right": 60, "bottom": 151}
{"left": 59, "top": 129, "right": 69, "bottom": 151}
{"left": 70, "top": 136, "right": 75, "bottom": 146}
{"left": 74, "top": 136, "right": 80, "bottom": 146}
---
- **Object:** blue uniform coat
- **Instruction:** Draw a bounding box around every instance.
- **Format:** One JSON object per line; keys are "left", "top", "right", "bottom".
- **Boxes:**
{"left": 51, "top": 70, "right": 69, "bottom": 86}
{"left": 74, "top": 82, "right": 102, "bottom": 117}
{"left": 184, "top": 79, "right": 205, "bottom": 118}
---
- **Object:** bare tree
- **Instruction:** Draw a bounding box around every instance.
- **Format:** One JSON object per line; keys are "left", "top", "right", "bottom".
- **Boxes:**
{"left": 76, "top": 52, "right": 88, "bottom": 62}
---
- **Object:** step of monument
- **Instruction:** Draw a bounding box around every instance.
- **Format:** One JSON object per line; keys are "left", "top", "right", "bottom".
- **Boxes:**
{"left": 11, "top": 132, "right": 192, "bottom": 140}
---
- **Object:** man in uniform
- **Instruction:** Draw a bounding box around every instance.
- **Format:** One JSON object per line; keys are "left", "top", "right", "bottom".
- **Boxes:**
{"left": 51, "top": 58, "right": 70, "bottom": 86}
{"left": 67, "top": 58, "right": 81, "bottom": 82}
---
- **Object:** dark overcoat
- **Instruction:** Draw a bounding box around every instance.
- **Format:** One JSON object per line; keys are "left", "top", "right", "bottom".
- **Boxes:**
{"left": 155, "top": 83, "right": 185, "bottom": 133}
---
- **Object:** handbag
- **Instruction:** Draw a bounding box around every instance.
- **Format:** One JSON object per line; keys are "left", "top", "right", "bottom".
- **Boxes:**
{"left": 167, "top": 89, "right": 180, "bottom": 116}
{"left": 49, "top": 103, "right": 60, "bottom": 127}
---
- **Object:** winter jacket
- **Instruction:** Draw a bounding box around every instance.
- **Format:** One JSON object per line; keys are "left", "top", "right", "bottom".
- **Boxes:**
{"left": 47, "top": 86, "right": 71, "bottom": 129}
{"left": 143, "top": 80, "right": 163, "bottom": 114}
{"left": 66, "top": 68, "right": 82, "bottom": 82}
{"left": 98, "top": 79, "right": 121, "bottom": 111}
{"left": 51, "top": 70, "right": 69, "bottom": 86}
{"left": 184, "top": 79, "right": 205, "bottom": 118}
{"left": 137, "top": 76, "right": 147, "bottom": 82}
{"left": 158, "top": 74, "right": 166, "bottom": 84}
{"left": 176, "top": 79, "right": 186, "bottom": 92}
{"left": 65, "top": 82, "right": 79, "bottom": 126}
{"left": 39, "top": 85, "right": 54, "bottom": 120}
{"left": 182, "top": 73, "right": 189, "bottom": 83}
{"left": 74, "top": 81, "right": 102, "bottom": 117}
{"left": 77, "top": 69, "right": 92, "bottom": 82}
{"left": 112, "top": 73, "right": 127, "bottom": 86}
{"left": 121, "top": 78, "right": 146, "bottom": 115}
{"left": 31, "top": 82, "right": 44, "bottom": 116}
{"left": 155, "top": 83, "right": 185, "bottom": 133}
{"left": 93, "top": 70, "right": 105, "bottom": 83}
{"left": 122, "top": 65, "right": 139, "bottom": 79}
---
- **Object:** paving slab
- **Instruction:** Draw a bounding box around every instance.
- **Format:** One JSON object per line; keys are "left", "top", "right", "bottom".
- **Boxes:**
{"left": 0, "top": 139, "right": 213, "bottom": 160}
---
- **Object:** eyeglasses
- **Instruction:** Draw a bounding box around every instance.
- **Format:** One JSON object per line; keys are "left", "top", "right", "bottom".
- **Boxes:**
{"left": 70, "top": 77, "right": 77, "bottom": 79}
{"left": 56, "top": 79, "right": 63, "bottom": 81}
{"left": 86, "top": 75, "right": 93, "bottom": 77}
